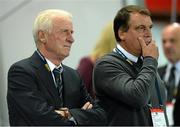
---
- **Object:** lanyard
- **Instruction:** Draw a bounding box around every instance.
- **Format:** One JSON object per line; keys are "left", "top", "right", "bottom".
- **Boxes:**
{"left": 115, "top": 47, "right": 133, "bottom": 65}
{"left": 115, "top": 48, "right": 163, "bottom": 108}
{"left": 36, "top": 50, "right": 51, "bottom": 72}
{"left": 155, "top": 78, "right": 163, "bottom": 108}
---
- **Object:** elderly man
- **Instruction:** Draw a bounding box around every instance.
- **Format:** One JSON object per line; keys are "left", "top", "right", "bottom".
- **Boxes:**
{"left": 7, "top": 9, "right": 106, "bottom": 126}
{"left": 158, "top": 23, "right": 180, "bottom": 126}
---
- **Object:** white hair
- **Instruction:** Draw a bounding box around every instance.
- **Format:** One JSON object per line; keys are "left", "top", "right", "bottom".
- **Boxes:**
{"left": 32, "top": 9, "right": 72, "bottom": 46}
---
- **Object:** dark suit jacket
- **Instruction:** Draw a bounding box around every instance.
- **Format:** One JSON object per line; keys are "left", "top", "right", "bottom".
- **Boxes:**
{"left": 174, "top": 87, "right": 180, "bottom": 126}
{"left": 7, "top": 51, "right": 106, "bottom": 126}
{"left": 158, "top": 65, "right": 176, "bottom": 102}
{"left": 158, "top": 65, "right": 180, "bottom": 125}
{"left": 93, "top": 52, "right": 167, "bottom": 126}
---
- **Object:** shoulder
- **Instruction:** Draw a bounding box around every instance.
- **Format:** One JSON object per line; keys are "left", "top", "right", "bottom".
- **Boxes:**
{"left": 7, "top": 57, "right": 35, "bottom": 80}
{"left": 63, "top": 64, "right": 75, "bottom": 71}
{"left": 8, "top": 51, "right": 42, "bottom": 74}
{"left": 9, "top": 57, "right": 31, "bottom": 70}
{"left": 62, "top": 65, "right": 83, "bottom": 83}
{"left": 158, "top": 64, "right": 167, "bottom": 70}
{"left": 158, "top": 64, "right": 167, "bottom": 73}
{"left": 9, "top": 51, "right": 41, "bottom": 70}
{"left": 63, "top": 64, "right": 80, "bottom": 76}
{"left": 94, "top": 52, "right": 130, "bottom": 76}
{"left": 95, "top": 52, "right": 125, "bottom": 68}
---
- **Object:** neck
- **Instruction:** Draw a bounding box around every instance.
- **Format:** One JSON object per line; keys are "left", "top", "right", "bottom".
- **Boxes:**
{"left": 119, "top": 43, "right": 140, "bottom": 57}
{"left": 48, "top": 58, "right": 62, "bottom": 66}
{"left": 38, "top": 49, "right": 63, "bottom": 66}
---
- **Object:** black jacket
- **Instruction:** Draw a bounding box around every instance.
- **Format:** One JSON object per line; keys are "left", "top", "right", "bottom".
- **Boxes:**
{"left": 7, "top": 51, "right": 106, "bottom": 126}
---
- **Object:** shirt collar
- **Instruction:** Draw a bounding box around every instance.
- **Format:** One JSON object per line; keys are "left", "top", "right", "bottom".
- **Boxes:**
{"left": 166, "top": 60, "right": 180, "bottom": 86}
{"left": 116, "top": 44, "right": 138, "bottom": 63}
{"left": 36, "top": 50, "right": 62, "bottom": 72}
{"left": 168, "top": 60, "right": 180, "bottom": 72}
{"left": 45, "top": 58, "right": 62, "bottom": 72}
{"left": 175, "top": 60, "right": 180, "bottom": 72}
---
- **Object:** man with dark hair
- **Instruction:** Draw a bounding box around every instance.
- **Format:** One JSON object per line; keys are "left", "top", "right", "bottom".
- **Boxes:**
{"left": 93, "top": 5, "right": 167, "bottom": 126}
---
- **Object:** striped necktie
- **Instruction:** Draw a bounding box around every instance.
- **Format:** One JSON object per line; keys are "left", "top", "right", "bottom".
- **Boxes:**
{"left": 53, "top": 67, "right": 63, "bottom": 106}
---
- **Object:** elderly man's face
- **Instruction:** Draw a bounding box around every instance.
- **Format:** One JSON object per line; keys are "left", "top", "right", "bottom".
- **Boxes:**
{"left": 162, "top": 25, "right": 180, "bottom": 64}
{"left": 45, "top": 16, "right": 74, "bottom": 61}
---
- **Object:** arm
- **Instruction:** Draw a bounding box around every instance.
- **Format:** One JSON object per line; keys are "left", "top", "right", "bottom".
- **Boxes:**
{"left": 93, "top": 56, "right": 158, "bottom": 108}
{"left": 68, "top": 71, "right": 107, "bottom": 125}
{"left": 7, "top": 64, "right": 74, "bottom": 126}
{"left": 94, "top": 38, "right": 159, "bottom": 108}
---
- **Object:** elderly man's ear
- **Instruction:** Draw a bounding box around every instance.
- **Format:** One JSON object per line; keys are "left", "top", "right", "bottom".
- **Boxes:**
{"left": 38, "top": 30, "right": 47, "bottom": 43}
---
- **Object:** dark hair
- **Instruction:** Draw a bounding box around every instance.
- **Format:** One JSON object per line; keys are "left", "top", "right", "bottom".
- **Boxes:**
{"left": 113, "top": 5, "right": 151, "bottom": 42}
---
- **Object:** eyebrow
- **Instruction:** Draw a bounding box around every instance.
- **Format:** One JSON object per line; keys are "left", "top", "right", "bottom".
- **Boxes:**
{"left": 57, "top": 28, "right": 74, "bottom": 33}
{"left": 135, "top": 23, "right": 153, "bottom": 28}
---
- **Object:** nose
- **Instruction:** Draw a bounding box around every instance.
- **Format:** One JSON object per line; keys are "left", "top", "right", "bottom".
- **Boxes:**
{"left": 144, "top": 27, "right": 151, "bottom": 36}
{"left": 70, "top": 35, "right": 74, "bottom": 43}
{"left": 144, "top": 28, "right": 152, "bottom": 41}
{"left": 164, "top": 41, "right": 172, "bottom": 49}
{"left": 139, "top": 25, "right": 153, "bottom": 44}
{"left": 67, "top": 32, "right": 74, "bottom": 43}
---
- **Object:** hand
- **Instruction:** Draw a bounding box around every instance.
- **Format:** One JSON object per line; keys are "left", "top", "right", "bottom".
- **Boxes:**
{"left": 55, "top": 110, "right": 65, "bottom": 117}
{"left": 138, "top": 37, "right": 159, "bottom": 59}
{"left": 55, "top": 107, "right": 71, "bottom": 119}
{"left": 81, "top": 101, "right": 93, "bottom": 110}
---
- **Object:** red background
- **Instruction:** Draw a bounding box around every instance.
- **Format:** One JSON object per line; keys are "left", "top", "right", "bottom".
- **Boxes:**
{"left": 145, "top": 0, "right": 180, "bottom": 16}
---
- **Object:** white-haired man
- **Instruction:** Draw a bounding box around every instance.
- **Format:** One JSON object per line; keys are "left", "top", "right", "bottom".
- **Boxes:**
{"left": 7, "top": 9, "right": 106, "bottom": 126}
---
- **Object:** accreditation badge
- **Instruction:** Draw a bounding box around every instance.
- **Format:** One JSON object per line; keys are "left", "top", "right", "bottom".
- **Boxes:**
{"left": 150, "top": 108, "right": 167, "bottom": 127}
{"left": 166, "top": 101, "right": 175, "bottom": 126}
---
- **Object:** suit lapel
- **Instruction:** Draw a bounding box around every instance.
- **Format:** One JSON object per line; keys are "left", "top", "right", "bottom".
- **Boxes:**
{"left": 30, "top": 52, "right": 60, "bottom": 104}
{"left": 176, "top": 80, "right": 180, "bottom": 100}
{"left": 37, "top": 64, "right": 60, "bottom": 98}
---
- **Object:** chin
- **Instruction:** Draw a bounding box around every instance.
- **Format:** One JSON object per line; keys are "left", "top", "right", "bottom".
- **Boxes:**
{"left": 64, "top": 53, "right": 70, "bottom": 57}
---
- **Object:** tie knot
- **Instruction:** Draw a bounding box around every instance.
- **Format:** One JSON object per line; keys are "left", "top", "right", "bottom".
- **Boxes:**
{"left": 135, "top": 57, "right": 143, "bottom": 67}
{"left": 53, "top": 67, "right": 63, "bottom": 78}
{"left": 170, "top": 66, "right": 175, "bottom": 73}
{"left": 137, "top": 57, "right": 143, "bottom": 63}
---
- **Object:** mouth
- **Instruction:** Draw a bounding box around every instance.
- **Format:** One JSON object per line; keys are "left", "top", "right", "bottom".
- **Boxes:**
{"left": 64, "top": 45, "right": 71, "bottom": 48}
{"left": 144, "top": 38, "right": 152, "bottom": 45}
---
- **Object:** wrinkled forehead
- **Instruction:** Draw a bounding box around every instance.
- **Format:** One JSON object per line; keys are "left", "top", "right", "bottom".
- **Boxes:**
{"left": 52, "top": 14, "right": 72, "bottom": 22}
{"left": 49, "top": 16, "right": 73, "bottom": 34}
{"left": 52, "top": 15, "right": 73, "bottom": 27}
{"left": 128, "top": 13, "right": 152, "bottom": 27}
